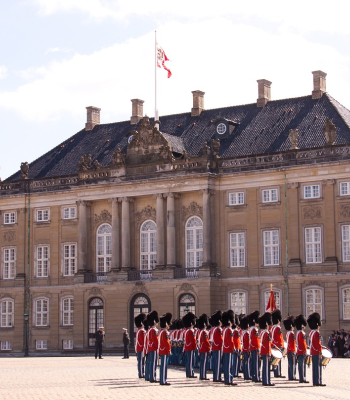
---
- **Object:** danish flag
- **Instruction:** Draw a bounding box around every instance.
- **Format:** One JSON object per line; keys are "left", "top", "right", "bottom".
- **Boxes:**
{"left": 156, "top": 44, "right": 172, "bottom": 78}
{"left": 266, "top": 287, "right": 277, "bottom": 312}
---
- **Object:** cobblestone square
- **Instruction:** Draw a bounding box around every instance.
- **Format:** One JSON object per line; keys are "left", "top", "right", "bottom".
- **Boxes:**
{"left": 0, "top": 356, "right": 348, "bottom": 399}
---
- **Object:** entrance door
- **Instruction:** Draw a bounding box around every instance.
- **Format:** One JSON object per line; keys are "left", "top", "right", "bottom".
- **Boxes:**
{"left": 88, "top": 297, "right": 104, "bottom": 346}
{"left": 130, "top": 294, "right": 151, "bottom": 346}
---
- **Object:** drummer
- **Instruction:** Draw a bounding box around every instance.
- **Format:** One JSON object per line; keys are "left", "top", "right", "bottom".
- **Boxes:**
{"left": 307, "top": 312, "right": 326, "bottom": 387}
{"left": 271, "top": 310, "right": 286, "bottom": 379}
{"left": 283, "top": 316, "right": 297, "bottom": 381}
{"left": 295, "top": 314, "right": 309, "bottom": 384}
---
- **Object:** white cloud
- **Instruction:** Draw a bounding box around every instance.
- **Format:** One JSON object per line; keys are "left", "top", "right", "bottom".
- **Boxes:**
{"left": 0, "top": 66, "right": 8, "bottom": 79}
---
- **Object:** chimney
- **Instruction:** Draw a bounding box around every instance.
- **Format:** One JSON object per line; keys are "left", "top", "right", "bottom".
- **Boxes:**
{"left": 131, "top": 99, "right": 144, "bottom": 124}
{"left": 85, "top": 106, "right": 101, "bottom": 131}
{"left": 191, "top": 90, "right": 205, "bottom": 117}
{"left": 257, "top": 79, "right": 272, "bottom": 107}
{"left": 312, "top": 70, "right": 327, "bottom": 99}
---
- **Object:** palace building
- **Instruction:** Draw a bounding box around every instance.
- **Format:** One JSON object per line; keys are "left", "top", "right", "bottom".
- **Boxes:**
{"left": 1, "top": 70, "right": 350, "bottom": 353}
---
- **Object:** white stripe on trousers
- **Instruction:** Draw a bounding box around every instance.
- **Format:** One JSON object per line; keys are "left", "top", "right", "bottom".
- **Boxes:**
{"left": 201, "top": 353, "right": 207, "bottom": 378}
{"left": 152, "top": 351, "right": 157, "bottom": 381}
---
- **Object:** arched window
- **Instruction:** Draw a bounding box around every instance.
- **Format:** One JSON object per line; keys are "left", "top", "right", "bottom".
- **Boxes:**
{"left": 96, "top": 224, "right": 112, "bottom": 275}
{"left": 185, "top": 217, "right": 203, "bottom": 270}
{"left": 179, "top": 293, "right": 196, "bottom": 318}
{"left": 0, "top": 298, "right": 14, "bottom": 327}
{"left": 130, "top": 294, "right": 151, "bottom": 346}
{"left": 88, "top": 297, "right": 104, "bottom": 346}
{"left": 230, "top": 291, "right": 247, "bottom": 315}
{"left": 140, "top": 220, "right": 157, "bottom": 277}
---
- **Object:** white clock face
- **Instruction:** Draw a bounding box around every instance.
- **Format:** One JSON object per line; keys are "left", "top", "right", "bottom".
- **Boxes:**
{"left": 217, "top": 123, "right": 226, "bottom": 135}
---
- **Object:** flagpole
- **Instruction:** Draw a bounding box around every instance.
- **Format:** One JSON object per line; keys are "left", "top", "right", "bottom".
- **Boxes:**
{"left": 155, "top": 30, "right": 159, "bottom": 127}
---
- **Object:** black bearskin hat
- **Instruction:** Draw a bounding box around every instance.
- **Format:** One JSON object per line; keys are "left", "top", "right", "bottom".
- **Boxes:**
{"left": 222, "top": 309, "right": 235, "bottom": 327}
{"left": 249, "top": 310, "right": 260, "bottom": 326}
{"left": 283, "top": 316, "right": 295, "bottom": 331}
{"left": 294, "top": 314, "right": 307, "bottom": 331}
{"left": 211, "top": 310, "right": 223, "bottom": 327}
{"left": 147, "top": 310, "right": 159, "bottom": 327}
{"left": 182, "top": 312, "right": 197, "bottom": 328}
{"left": 197, "top": 314, "right": 209, "bottom": 330}
{"left": 240, "top": 315, "right": 249, "bottom": 330}
{"left": 258, "top": 312, "right": 272, "bottom": 330}
{"left": 307, "top": 312, "right": 321, "bottom": 330}
{"left": 134, "top": 312, "right": 147, "bottom": 328}
{"left": 160, "top": 313, "right": 172, "bottom": 329}
{"left": 272, "top": 309, "right": 282, "bottom": 324}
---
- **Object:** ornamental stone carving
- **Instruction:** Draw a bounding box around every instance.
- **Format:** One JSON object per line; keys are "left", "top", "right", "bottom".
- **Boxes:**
{"left": 20, "top": 162, "right": 29, "bottom": 179}
{"left": 130, "top": 281, "right": 149, "bottom": 296}
{"left": 340, "top": 203, "right": 350, "bottom": 218}
{"left": 324, "top": 118, "right": 336, "bottom": 145}
{"left": 3, "top": 231, "right": 16, "bottom": 242}
{"left": 135, "top": 205, "right": 156, "bottom": 223}
{"left": 182, "top": 202, "right": 203, "bottom": 221}
{"left": 89, "top": 287, "right": 102, "bottom": 296}
{"left": 111, "top": 147, "right": 125, "bottom": 167}
{"left": 180, "top": 283, "right": 194, "bottom": 292}
{"left": 78, "top": 154, "right": 92, "bottom": 171}
{"left": 94, "top": 209, "right": 112, "bottom": 225}
{"left": 303, "top": 206, "right": 322, "bottom": 220}
{"left": 289, "top": 129, "right": 299, "bottom": 149}
{"left": 287, "top": 182, "right": 299, "bottom": 189}
{"left": 211, "top": 139, "right": 220, "bottom": 157}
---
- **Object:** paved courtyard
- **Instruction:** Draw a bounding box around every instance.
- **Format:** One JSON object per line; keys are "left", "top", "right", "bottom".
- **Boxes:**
{"left": 0, "top": 355, "right": 348, "bottom": 400}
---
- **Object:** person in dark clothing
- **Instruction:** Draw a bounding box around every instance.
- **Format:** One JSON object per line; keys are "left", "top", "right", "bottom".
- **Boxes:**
{"left": 123, "top": 328, "right": 130, "bottom": 358}
{"left": 93, "top": 326, "right": 105, "bottom": 359}
{"left": 337, "top": 335, "right": 345, "bottom": 358}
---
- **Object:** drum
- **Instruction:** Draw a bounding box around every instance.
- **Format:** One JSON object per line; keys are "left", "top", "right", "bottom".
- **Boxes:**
{"left": 283, "top": 341, "right": 287, "bottom": 357}
{"left": 271, "top": 348, "right": 283, "bottom": 366}
{"left": 321, "top": 346, "right": 332, "bottom": 367}
{"left": 305, "top": 348, "right": 312, "bottom": 366}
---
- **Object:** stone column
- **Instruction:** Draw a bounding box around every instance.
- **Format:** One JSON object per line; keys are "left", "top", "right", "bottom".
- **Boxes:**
{"left": 200, "top": 189, "right": 214, "bottom": 266}
{"left": 165, "top": 193, "right": 178, "bottom": 267}
{"left": 109, "top": 198, "right": 120, "bottom": 271}
{"left": 155, "top": 194, "right": 165, "bottom": 268}
{"left": 76, "top": 201, "right": 91, "bottom": 273}
{"left": 286, "top": 183, "right": 301, "bottom": 271}
{"left": 322, "top": 179, "right": 336, "bottom": 267}
{"left": 119, "top": 197, "right": 133, "bottom": 269}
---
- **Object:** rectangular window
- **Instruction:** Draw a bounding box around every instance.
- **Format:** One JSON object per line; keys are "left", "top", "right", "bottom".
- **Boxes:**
{"left": 229, "top": 192, "right": 244, "bottom": 206}
{"left": 306, "top": 288, "right": 322, "bottom": 318}
{"left": 1, "top": 300, "right": 13, "bottom": 327}
{"left": 342, "top": 225, "right": 350, "bottom": 262}
{"left": 3, "top": 247, "right": 16, "bottom": 279}
{"left": 343, "top": 288, "right": 350, "bottom": 320}
{"left": 63, "top": 207, "right": 76, "bottom": 219}
{"left": 36, "top": 340, "right": 48, "bottom": 350}
{"left": 340, "top": 182, "right": 350, "bottom": 196}
{"left": 230, "top": 232, "right": 245, "bottom": 267}
{"left": 36, "top": 246, "right": 49, "bottom": 277}
{"left": 63, "top": 244, "right": 76, "bottom": 276}
{"left": 230, "top": 292, "right": 246, "bottom": 315}
{"left": 63, "top": 339, "right": 73, "bottom": 349}
{"left": 305, "top": 227, "right": 322, "bottom": 263}
{"left": 304, "top": 185, "right": 320, "bottom": 199}
{"left": 263, "top": 230, "right": 279, "bottom": 265}
{"left": 4, "top": 212, "right": 16, "bottom": 224}
{"left": 262, "top": 188, "right": 278, "bottom": 203}
{"left": 35, "top": 299, "right": 48, "bottom": 326}
{"left": 62, "top": 298, "right": 74, "bottom": 326}
{"left": 36, "top": 209, "right": 49, "bottom": 222}
{"left": 0, "top": 341, "right": 12, "bottom": 350}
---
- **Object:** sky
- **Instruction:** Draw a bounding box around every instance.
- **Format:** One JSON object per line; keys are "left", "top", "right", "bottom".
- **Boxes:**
{"left": 1, "top": 0, "right": 350, "bottom": 180}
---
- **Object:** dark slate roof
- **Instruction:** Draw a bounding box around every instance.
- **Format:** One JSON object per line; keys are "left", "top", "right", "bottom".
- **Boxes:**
{"left": 6, "top": 93, "right": 350, "bottom": 181}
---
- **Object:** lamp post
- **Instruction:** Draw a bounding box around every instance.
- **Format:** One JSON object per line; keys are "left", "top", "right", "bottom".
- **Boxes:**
{"left": 24, "top": 311, "right": 29, "bottom": 356}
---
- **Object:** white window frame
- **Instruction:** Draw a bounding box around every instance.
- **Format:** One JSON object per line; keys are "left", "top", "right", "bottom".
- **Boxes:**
{"left": 340, "top": 286, "right": 350, "bottom": 320}
{"left": 262, "top": 288, "right": 282, "bottom": 313}
{"left": 229, "top": 231, "right": 246, "bottom": 267}
{"left": 303, "top": 184, "right": 320, "bottom": 199}
{"left": 62, "top": 206, "right": 77, "bottom": 219}
{"left": 35, "top": 245, "right": 50, "bottom": 277}
{"left": 263, "top": 229, "right": 280, "bottom": 266}
{"left": 34, "top": 298, "right": 49, "bottom": 327}
{"left": 63, "top": 339, "right": 73, "bottom": 349}
{"left": 185, "top": 216, "right": 203, "bottom": 269}
{"left": 36, "top": 208, "right": 50, "bottom": 222}
{"left": 341, "top": 224, "right": 350, "bottom": 262}
{"left": 0, "top": 298, "right": 14, "bottom": 328}
{"left": 229, "top": 290, "right": 247, "bottom": 315}
{"left": 303, "top": 286, "right": 324, "bottom": 320}
{"left": 2, "top": 246, "right": 16, "bottom": 279}
{"left": 261, "top": 188, "right": 279, "bottom": 203}
{"left": 228, "top": 191, "right": 245, "bottom": 206}
{"left": 0, "top": 341, "right": 12, "bottom": 350}
{"left": 3, "top": 211, "right": 16, "bottom": 225}
{"left": 96, "top": 224, "right": 112, "bottom": 274}
{"left": 339, "top": 181, "right": 350, "bottom": 196}
{"left": 140, "top": 220, "right": 157, "bottom": 273}
{"left": 305, "top": 226, "right": 322, "bottom": 264}
{"left": 62, "top": 243, "right": 76, "bottom": 276}
{"left": 61, "top": 297, "right": 74, "bottom": 326}
{"left": 36, "top": 340, "right": 48, "bottom": 350}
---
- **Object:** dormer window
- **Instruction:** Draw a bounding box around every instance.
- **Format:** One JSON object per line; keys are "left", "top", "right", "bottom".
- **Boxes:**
{"left": 216, "top": 123, "right": 227, "bottom": 135}
{"left": 214, "top": 118, "right": 239, "bottom": 139}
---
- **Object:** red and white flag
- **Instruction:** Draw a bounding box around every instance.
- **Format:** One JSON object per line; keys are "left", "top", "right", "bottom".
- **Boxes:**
{"left": 266, "top": 286, "right": 277, "bottom": 312}
{"left": 156, "top": 44, "right": 172, "bottom": 78}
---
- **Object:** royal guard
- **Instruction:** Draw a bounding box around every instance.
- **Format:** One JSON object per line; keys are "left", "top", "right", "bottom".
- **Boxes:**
{"left": 182, "top": 312, "right": 197, "bottom": 378}
{"left": 240, "top": 315, "right": 251, "bottom": 380}
{"left": 159, "top": 312, "right": 172, "bottom": 385}
{"left": 211, "top": 310, "right": 223, "bottom": 382}
{"left": 197, "top": 314, "right": 211, "bottom": 381}
{"left": 271, "top": 309, "right": 285, "bottom": 378}
{"left": 222, "top": 310, "right": 237, "bottom": 386}
{"left": 233, "top": 314, "right": 242, "bottom": 378}
{"left": 307, "top": 312, "right": 326, "bottom": 387}
{"left": 134, "top": 312, "right": 146, "bottom": 378}
{"left": 283, "top": 316, "right": 297, "bottom": 381}
{"left": 295, "top": 314, "right": 309, "bottom": 383}
{"left": 143, "top": 319, "right": 150, "bottom": 380}
{"left": 259, "top": 312, "right": 275, "bottom": 386}
{"left": 146, "top": 310, "right": 159, "bottom": 383}
{"left": 249, "top": 310, "right": 261, "bottom": 383}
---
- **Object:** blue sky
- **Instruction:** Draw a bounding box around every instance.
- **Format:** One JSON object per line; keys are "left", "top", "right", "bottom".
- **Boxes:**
{"left": 1, "top": 0, "right": 350, "bottom": 180}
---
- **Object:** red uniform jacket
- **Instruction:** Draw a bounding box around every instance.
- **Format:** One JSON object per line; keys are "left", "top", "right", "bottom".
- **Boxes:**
{"left": 135, "top": 327, "right": 145, "bottom": 353}
{"left": 233, "top": 329, "right": 242, "bottom": 351}
{"left": 223, "top": 327, "right": 234, "bottom": 353}
{"left": 249, "top": 326, "right": 260, "bottom": 351}
{"left": 184, "top": 328, "right": 197, "bottom": 351}
{"left": 260, "top": 329, "right": 271, "bottom": 356}
{"left": 144, "top": 328, "right": 150, "bottom": 355}
{"left": 159, "top": 329, "right": 171, "bottom": 355}
{"left": 309, "top": 329, "right": 322, "bottom": 355}
{"left": 296, "top": 330, "right": 307, "bottom": 355}
{"left": 211, "top": 326, "right": 223, "bottom": 351}
{"left": 271, "top": 324, "right": 284, "bottom": 348}
{"left": 147, "top": 327, "right": 159, "bottom": 352}
{"left": 241, "top": 330, "right": 250, "bottom": 353}
{"left": 199, "top": 329, "right": 211, "bottom": 353}
{"left": 286, "top": 331, "right": 296, "bottom": 353}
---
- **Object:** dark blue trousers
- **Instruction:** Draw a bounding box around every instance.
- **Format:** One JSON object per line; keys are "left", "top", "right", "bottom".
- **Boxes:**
{"left": 312, "top": 354, "right": 322, "bottom": 385}
{"left": 250, "top": 349, "right": 260, "bottom": 382}
{"left": 222, "top": 352, "right": 233, "bottom": 384}
{"left": 136, "top": 351, "right": 145, "bottom": 378}
{"left": 159, "top": 354, "right": 169, "bottom": 384}
{"left": 297, "top": 354, "right": 307, "bottom": 382}
{"left": 261, "top": 355, "right": 271, "bottom": 385}
{"left": 287, "top": 352, "right": 296, "bottom": 380}
{"left": 212, "top": 350, "right": 222, "bottom": 381}
{"left": 185, "top": 350, "right": 194, "bottom": 377}
{"left": 243, "top": 352, "right": 251, "bottom": 379}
